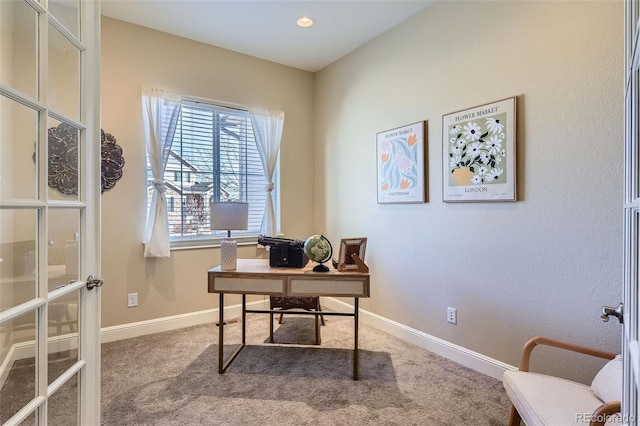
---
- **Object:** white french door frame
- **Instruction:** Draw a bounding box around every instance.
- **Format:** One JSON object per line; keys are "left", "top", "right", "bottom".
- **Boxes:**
{"left": 78, "top": 0, "right": 102, "bottom": 423}
{"left": 0, "top": 0, "right": 101, "bottom": 424}
{"left": 624, "top": 0, "right": 640, "bottom": 424}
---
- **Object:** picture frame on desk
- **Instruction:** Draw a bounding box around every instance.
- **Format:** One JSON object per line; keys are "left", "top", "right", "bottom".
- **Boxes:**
{"left": 337, "top": 237, "right": 367, "bottom": 272}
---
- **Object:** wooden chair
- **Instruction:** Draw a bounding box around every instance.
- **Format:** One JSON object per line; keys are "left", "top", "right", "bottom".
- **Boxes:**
{"left": 269, "top": 296, "right": 325, "bottom": 345}
{"left": 503, "top": 336, "right": 621, "bottom": 426}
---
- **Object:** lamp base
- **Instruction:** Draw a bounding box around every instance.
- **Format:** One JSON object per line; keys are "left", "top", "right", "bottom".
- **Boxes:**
{"left": 220, "top": 238, "right": 237, "bottom": 271}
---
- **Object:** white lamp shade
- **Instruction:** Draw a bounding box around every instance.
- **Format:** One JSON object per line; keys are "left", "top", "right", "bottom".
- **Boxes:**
{"left": 210, "top": 202, "right": 249, "bottom": 231}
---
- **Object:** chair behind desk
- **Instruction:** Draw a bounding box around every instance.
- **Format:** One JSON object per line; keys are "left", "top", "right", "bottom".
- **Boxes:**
{"left": 269, "top": 296, "right": 325, "bottom": 345}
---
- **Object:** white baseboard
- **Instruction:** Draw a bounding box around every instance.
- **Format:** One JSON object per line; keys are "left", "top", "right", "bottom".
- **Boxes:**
{"left": 0, "top": 298, "right": 515, "bottom": 383}
{"left": 321, "top": 298, "right": 516, "bottom": 380}
{"left": 101, "top": 299, "right": 265, "bottom": 344}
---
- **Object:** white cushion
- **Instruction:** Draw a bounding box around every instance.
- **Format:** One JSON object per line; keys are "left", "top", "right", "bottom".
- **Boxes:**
{"left": 591, "top": 355, "right": 623, "bottom": 403}
{"left": 503, "top": 370, "right": 621, "bottom": 426}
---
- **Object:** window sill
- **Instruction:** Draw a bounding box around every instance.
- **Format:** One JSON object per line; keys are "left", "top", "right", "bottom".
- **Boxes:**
{"left": 169, "top": 235, "right": 259, "bottom": 251}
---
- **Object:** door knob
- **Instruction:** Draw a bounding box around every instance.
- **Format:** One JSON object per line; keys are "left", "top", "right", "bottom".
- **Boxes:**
{"left": 85, "top": 275, "right": 103, "bottom": 290}
{"left": 601, "top": 303, "right": 623, "bottom": 324}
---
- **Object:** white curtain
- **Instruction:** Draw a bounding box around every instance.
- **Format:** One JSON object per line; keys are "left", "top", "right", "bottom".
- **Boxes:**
{"left": 250, "top": 108, "right": 284, "bottom": 236}
{"left": 142, "top": 88, "right": 181, "bottom": 257}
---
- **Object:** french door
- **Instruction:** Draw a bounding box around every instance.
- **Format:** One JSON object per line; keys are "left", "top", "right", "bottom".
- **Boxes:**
{"left": 0, "top": 0, "right": 101, "bottom": 424}
{"left": 625, "top": 0, "right": 640, "bottom": 424}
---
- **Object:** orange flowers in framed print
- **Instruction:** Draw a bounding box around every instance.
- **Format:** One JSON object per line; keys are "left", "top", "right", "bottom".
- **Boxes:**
{"left": 376, "top": 121, "right": 428, "bottom": 203}
{"left": 442, "top": 97, "right": 517, "bottom": 202}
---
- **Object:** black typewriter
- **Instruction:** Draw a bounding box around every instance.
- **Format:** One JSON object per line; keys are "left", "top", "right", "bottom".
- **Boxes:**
{"left": 257, "top": 235, "right": 309, "bottom": 268}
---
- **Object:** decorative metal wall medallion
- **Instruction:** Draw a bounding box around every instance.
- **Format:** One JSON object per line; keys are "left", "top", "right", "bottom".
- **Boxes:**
{"left": 46, "top": 123, "right": 125, "bottom": 195}
{"left": 100, "top": 129, "right": 125, "bottom": 192}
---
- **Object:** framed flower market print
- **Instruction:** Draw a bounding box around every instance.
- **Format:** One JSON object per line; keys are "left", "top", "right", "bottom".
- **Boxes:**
{"left": 442, "top": 97, "right": 517, "bottom": 202}
{"left": 377, "top": 121, "right": 427, "bottom": 204}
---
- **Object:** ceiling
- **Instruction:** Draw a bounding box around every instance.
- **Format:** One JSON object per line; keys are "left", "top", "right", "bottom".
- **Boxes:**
{"left": 100, "top": 0, "right": 434, "bottom": 72}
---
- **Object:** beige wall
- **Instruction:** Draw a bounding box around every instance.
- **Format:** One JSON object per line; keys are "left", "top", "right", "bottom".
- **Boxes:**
{"left": 100, "top": 18, "right": 315, "bottom": 327}
{"left": 315, "top": 0, "right": 623, "bottom": 383}
{"left": 102, "top": 1, "right": 623, "bottom": 384}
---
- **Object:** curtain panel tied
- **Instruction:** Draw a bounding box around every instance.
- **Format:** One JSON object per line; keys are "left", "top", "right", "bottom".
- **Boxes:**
{"left": 250, "top": 108, "right": 284, "bottom": 237}
{"left": 142, "top": 88, "right": 181, "bottom": 258}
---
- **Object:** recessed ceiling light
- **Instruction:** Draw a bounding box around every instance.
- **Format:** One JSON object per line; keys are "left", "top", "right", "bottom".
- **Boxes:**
{"left": 297, "top": 16, "right": 314, "bottom": 28}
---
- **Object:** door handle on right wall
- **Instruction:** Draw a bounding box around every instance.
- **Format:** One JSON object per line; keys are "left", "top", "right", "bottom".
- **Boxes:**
{"left": 601, "top": 303, "right": 624, "bottom": 324}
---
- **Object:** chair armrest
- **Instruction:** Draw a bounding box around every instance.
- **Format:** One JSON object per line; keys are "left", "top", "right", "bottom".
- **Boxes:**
{"left": 519, "top": 336, "right": 617, "bottom": 372}
{"left": 590, "top": 401, "right": 621, "bottom": 426}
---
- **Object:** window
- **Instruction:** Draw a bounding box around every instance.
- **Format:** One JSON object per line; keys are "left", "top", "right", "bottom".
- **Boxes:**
{"left": 173, "top": 171, "right": 190, "bottom": 182}
{"left": 147, "top": 99, "right": 277, "bottom": 248}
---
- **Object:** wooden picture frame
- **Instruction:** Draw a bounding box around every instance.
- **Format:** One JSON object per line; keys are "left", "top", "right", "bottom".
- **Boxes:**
{"left": 376, "top": 121, "right": 428, "bottom": 203}
{"left": 337, "top": 237, "right": 367, "bottom": 272}
{"left": 442, "top": 96, "right": 517, "bottom": 202}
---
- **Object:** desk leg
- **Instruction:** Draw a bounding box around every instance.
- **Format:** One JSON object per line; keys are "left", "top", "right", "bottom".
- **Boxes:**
{"left": 269, "top": 310, "right": 274, "bottom": 343}
{"left": 242, "top": 294, "right": 246, "bottom": 344}
{"left": 354, "top": 297, "right": 359, "bottom": 381}
{"left": 218, "top": 293, "right": 224, "bottom": 374}
{"left": 218, "top": 293, "right": 246, "bottom": 374}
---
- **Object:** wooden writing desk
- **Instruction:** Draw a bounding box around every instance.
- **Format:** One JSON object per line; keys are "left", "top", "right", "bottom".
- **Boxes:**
{"left": 207, "top": 258, "right": 370, "bottom": 380}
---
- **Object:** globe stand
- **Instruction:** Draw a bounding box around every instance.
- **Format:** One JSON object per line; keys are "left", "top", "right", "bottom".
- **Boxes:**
{"left": 313, "top": 262, "right": 330, "bottom": 273}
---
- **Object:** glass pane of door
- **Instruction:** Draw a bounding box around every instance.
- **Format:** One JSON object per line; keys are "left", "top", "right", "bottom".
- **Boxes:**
{"left": 0, "top": 309, "right": 37, "bottom": 424}
{"left": 48, "top": 372, "right": 79, "bottom": 425}
{"left": 47, "top": 208, "right": 80, "bottom": 286}
{"left": 47, "top": 117, "right": 80, "bottom": 202}
{"left": 0, "top": 0, "right": 38, "bottom": 99}
{"left": 0, "top": 208, "right": 37, "bottom": 313}
{"left": 48, "top": 23, "right": 80, "bottom": 120}
{"left": 48, "top": 292, "right": 78, "bottom": 385}
{"left": 0, "top": 95, "right": 39, "bottom": 201}
{"left": 49, "top": 0, "right": 79, "bottom": 39}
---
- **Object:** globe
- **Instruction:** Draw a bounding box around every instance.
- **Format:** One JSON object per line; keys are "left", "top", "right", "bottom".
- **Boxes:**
{"left": 304, "top": 234, "right": 333, "bottom": 272}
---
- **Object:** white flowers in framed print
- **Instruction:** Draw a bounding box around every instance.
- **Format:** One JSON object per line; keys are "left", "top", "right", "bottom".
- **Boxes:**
{"left": 376, "top": 121, "right": 427, "bottom": 204}
{"left": 442, "top": 97, "right": 517, "bottom": 202}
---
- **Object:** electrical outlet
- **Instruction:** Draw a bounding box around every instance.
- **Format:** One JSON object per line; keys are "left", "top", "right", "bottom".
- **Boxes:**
{"left": 447, "top": 307, "right": 457, "bottom": 324}
{"left": 128, "top": 293, "right": 138, "bottom": 308}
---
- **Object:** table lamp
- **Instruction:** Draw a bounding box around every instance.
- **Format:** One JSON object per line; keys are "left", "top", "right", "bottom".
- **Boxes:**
{"left": 210, "top": 201, "right": 249, "bottom": 271}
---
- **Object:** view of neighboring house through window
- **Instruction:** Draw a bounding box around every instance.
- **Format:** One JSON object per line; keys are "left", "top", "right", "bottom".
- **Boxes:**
{"left": 147, "top": 100, "right": 270, "bottom": 242}
{"left": 174, "top": 171, "right": 190, "bottom": 182}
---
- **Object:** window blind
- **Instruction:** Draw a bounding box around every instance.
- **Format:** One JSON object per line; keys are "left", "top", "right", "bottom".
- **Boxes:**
{"left": 163, "top": 100, "right": 267, "bottom": 238}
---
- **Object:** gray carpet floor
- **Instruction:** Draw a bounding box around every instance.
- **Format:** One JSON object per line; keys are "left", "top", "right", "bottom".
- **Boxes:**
{"left": 100, "top": 314, "right": 511, "bottom": 425}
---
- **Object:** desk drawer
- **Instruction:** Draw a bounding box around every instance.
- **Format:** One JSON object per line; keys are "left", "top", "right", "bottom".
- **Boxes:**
{"left": 212, "top": 277, "right": 285, "bottom": 294}
{"left": 289, "top": 278, "right": 369, "bottom": 297}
